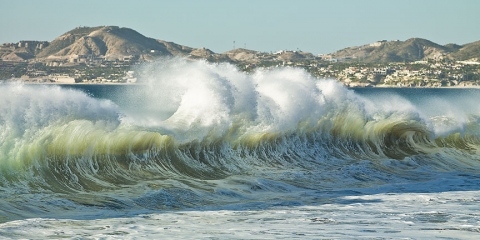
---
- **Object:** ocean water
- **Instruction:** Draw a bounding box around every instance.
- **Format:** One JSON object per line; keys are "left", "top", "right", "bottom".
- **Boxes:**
{"left": 0, "top": 59, "right": 480, "bottom": 239}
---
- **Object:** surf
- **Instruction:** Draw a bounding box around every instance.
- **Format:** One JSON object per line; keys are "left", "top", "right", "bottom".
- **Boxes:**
{"left": 1, "top": 58, "right": 480, "bottom": 221}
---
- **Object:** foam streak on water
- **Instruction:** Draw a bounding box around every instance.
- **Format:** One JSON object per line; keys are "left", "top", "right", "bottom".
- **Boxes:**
{"left": 1, "top": 180, "right": 480, "bottom": 239}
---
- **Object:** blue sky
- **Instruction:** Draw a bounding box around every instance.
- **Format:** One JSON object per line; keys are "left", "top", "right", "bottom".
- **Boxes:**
{"left": 1, "top": 0, "right": 479, "bottom": 54}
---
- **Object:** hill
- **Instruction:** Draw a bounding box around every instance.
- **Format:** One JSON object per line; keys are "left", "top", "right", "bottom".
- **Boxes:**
{"left": 36, "top": 26, "right": 174, "bottom": 59}
{"left": 220, "top": 48, "right": 258, "bottom": 62}
{"left": 330, "top": 38, "right": 454, "bottom": 63}
{"left": 0, "top": 41, "right": 49, "bottom": 61}
{"left": 156, "top": 40, "right": 193, "bottom": 56}
{"left": 1, "top": 26, "right": 480, "bottom": 64}
{"left": 35, "top": 26, "right": 104, "bottom": 58}
{"left": 448, "top": 40, "right": 480, "bottom": 61}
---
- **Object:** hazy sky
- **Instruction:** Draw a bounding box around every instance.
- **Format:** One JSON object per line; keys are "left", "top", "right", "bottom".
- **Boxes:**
{"left": 1, "top": 0, "right": 479, "bottom": 54}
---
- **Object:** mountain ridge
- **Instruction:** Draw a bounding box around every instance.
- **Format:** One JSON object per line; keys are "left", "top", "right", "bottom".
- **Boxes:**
{"left": 1, "top": 26, "right": 480, "bottom": 63}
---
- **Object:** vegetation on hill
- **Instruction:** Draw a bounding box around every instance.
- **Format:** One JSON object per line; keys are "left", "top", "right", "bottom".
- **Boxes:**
{"left": 448, "top": 40, "right": 480, "bottom": 60}
{"left": 331, "top": 38, "right": 454, "bottom": 63}
{"left": 444, "top": 43, "right": 462, "bottom": 52}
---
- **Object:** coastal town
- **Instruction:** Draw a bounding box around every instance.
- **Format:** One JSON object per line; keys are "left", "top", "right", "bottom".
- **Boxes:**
{"left": 1, "top": 51, "right": 479, "bottom": 88}
{"left": 309, "top": 58, "right": 480, "bottom": 87}
{"left": 1, "top": 26, "right": 479, "bottom": 87}
{"left": 0, "top": 52, "right": 139, "bottom": 84}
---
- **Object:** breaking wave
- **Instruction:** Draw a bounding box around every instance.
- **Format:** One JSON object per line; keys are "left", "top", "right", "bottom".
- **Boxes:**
{"left": 1, "top": 58, "right": 480, "bottom": 220}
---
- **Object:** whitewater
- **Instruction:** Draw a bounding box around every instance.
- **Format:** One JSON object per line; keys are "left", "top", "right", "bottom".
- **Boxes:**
{"left": 0, "top": 58, "right": 479, "bottom": 239}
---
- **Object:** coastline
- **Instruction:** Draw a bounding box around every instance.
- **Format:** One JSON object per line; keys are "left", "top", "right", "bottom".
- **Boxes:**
{"left": 0, "top": 81, "right": 143, "bottom": 86}
{"left": 3, "top": 80, "right": 480, "bottom": 89}
{"left": 361, "top": 84, "right": 480, "bottom": 89}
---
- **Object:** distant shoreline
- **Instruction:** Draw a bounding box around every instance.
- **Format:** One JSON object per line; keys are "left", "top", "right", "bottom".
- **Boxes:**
{"left": 0, "top": 81, "right": 142, "bottom": 86}
{"left": 3, "top": 81, "right": 480, "bottom": 89}
{"left": 365, "top": 85, "right": 480, "bottom": 89}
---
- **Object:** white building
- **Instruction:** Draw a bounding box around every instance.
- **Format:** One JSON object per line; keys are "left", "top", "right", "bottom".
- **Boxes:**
{"left": 50, "top": 75, "right": 77, "bottom": 83}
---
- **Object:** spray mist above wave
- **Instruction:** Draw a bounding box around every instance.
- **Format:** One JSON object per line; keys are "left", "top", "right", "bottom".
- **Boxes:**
{"left": 0, "top": 84, "right": 121, "bottom": 162}
{"left": 124, "top": 58, "right": 363, "bottom": 142}
{"left": 109, "top": 58, "right": 480, "bottom": 162}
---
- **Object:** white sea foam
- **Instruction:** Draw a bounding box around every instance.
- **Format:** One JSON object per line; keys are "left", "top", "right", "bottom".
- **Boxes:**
{"left": 0, "top": 83, "right": 120, "bottom": 165}
{"left": 1, "top": 180, "right": 479, "bottom": 239}
{"left": 125, "top": 59, "right": 331, "bottom": 141}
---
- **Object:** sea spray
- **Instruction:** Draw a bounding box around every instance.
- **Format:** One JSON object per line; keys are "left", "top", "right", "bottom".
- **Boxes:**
{"left": 0, "top": 58, "right": 480, "bottom": 222}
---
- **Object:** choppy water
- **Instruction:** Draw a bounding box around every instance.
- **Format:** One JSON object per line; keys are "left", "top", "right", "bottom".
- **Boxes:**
{"left": 1, "top": 58, "right": 480, "bottom": 239}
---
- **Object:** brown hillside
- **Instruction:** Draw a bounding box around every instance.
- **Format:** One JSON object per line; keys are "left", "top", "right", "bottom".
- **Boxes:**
{"left": 157, "top": 40, "right": 193, "bottom": 56}
{"left": 448, "top": 40, "right": 480, "bottom": 60}
{"left": 190, "top": 47, "right": 215, "bottom": 58}
{"left": 3, "top": 25, "right": 480, "bottom": 64}
{"left": 222, "top": 48, "right": 259, "bottom": 62}
{"left": 36, "top": 26, "right": 103, "bottom": 58}
{"left": 36, "top": 26, "right": 171, "bottom": 59}
{"left": 332, "top": 38, "right": 452, "bottom": 63}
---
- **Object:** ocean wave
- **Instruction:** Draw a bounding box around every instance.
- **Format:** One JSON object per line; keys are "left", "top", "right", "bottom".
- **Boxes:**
{"left": 1, "top": 59, "right": 480, "bottom": 195}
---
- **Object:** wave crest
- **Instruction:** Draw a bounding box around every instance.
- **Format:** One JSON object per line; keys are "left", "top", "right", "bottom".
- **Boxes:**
{"left": 1, "top": 59, "right": 480, "bottom": 193}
